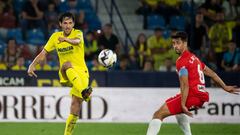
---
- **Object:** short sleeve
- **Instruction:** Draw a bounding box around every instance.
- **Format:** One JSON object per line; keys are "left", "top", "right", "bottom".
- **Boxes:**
{"left": 75, "top": 30, "right": 84, "bottom": 47}
{"left": 44, "top": 33, "right": 56, "bottom": 52}
{"left": 201, "top": 61, "right": 206, "bottom": 70}
{"left": 178, "top": 67, "right": 188, "bottom": 77}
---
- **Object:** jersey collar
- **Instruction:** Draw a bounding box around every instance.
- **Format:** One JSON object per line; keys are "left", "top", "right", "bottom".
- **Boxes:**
{"left": 63, "top": 28, "right": 75, "bottom": 37}
{"left": 181, "top": 50, "right": 190, "bottom": 57}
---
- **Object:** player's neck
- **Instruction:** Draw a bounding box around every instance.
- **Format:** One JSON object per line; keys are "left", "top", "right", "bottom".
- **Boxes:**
{"left": 180, "top": 48, "right": 188, "bottom": 55}
{"left": 63, "top": 29, "right": 73, "bottom": 37}
{"left": 63, "top": 32, "right": 70, "bottom": 37}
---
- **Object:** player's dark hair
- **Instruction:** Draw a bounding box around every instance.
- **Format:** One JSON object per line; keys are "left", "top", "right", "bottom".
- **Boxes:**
{"left": 171, "top": 31, "right": 188, "bottom": 42}
{"left": 59, "top": 12, "right": 75, "bottom": 23}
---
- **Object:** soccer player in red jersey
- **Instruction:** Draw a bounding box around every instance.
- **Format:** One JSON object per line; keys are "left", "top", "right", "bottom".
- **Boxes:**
{"left": 146, "top": 32, "right": 240, "bottom": 135}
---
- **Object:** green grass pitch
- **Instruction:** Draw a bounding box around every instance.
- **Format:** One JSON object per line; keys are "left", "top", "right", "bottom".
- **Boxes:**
{"left": 0, "top": 123, "right": 239, "bottom": 135}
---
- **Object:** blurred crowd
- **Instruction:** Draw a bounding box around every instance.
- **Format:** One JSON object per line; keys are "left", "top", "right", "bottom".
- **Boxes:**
{"left": 135, "top": 0, "right": 240, "bottom": 72}
{"left": 0, "top": 0, "right": 100, "bottom": 71}
{"left": 0, "top": 0, "right": 240, "bottom": 72}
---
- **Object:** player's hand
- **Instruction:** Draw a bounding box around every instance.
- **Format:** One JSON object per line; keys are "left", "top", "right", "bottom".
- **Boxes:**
{"left": 27, "top": 65, "right": 37, "bottom": 78}
{"left": 182, "top": 106, "right": 193, "bottom": 117}
{"left": 58, "top": 37, "right": 66, "bottom": 43}
{"left": 223, "top": 85, "right": 240, "bottom": 95}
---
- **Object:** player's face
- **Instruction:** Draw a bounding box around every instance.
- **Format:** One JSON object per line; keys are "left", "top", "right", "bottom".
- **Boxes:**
{"left": 59, "top": 17, "right": 74, "bottom": 35}
{"left": 172, "top": 38, "right": 186, "bottom": 54}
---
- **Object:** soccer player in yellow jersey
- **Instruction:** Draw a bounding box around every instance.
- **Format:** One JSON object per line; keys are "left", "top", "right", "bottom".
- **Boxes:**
{"left": 27, "top": 12, "right": 92, "bottom": 135}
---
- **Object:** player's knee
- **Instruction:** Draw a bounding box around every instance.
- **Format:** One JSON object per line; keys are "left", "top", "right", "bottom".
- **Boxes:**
{"left": 153, "top": 105, "right": 170, "bottom": 120}
{"left": 62, "top": 61, "right": 72, "bottom": 72}
{"left": 153, "top": 110, "right": 164, "bottom": 120}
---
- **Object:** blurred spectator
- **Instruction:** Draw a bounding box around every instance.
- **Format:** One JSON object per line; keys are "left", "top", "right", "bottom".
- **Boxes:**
{"left": 128, "top": 54, "right": 140, "bottom": 70}
{"left": 0, "top": 4, "right": 16, "bottom": 29}
{"left": 221, "top": 41, "right": 239, "bottom": 71}
{"left": 135, "top": 0, "right": 182, "bottom": 28}
{"left": 0, "top": 7, "right": 7, "bottom": 40}
{"left": 35, "top": 58, "right": 52, "bottom": 71}
{"left": 187, "top": 11, "right": 208, "bottom": 57}
{"left": 204, "top": 48, "right": 218, "bottom": 71}
{"left": 222, "top": 0, "right": 240, "bottom": 21}
{"left": 91, "top": 56, "right": 107, "bottom": 71}
{"left": 135, "top": 0, "right": 159, "bottom": 15}
{"left": 143, "top": 58, "right": 155, "bottom": 72}
{"left": 84, "top": 31, "right": 98, "bottom": 61}
{"left": 75, "top": 10, "right": 88, "bottom": 32}
{"left": 45, "top": 2, "right": 59, "bottom": 32}
{"left": 233, "top": 17, "right": 240, "bottom": 48}
{"left": 199, "top": 0, "right": 223, "bottom": 26}
{"left": 114, "top": 55, "right": 130, "bottom": 71}
{"left": 20, "top": 44, "right": 35, "bottom": 60}
{"left": 159, "top": 57, "right": 176, "bottom": 72}
{"left": 0, "top": 2, "right": 16, "bottom": 40}
{"left": 208, "top": 11, "right": 232, "bottom": 69}
{"left": 147, "top": 28, "right": 171, "bottom": 70}
{"left": 158, "top": 0, "right": 182, "bottom": 23}
{"left": 11, "top": 57, "right": 27, "bottom": 70}
{"left": 129, "top": 33, "right": 150, "bottom": 69}
{"left": 0, "top": 57, "right": 7, "bottom": 70}
{"left": 66, "top": 0, "right": 78, "bottom": 15}
{"left": 20, "top": 0, "right": 47, "bottom": 40}
{"left": 97, "top": 23, "right": 121, "bottom": 55}
{"left": 4, "top": 38, "right": 21, "bottom": 69}
{"left": 135, "top": 0, "right": 160, "bottom": 29}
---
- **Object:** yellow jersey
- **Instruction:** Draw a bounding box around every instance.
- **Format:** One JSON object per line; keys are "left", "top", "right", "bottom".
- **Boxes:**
{"left": 0, "top": 63, "right": 7, "bottom": 70}
{"left": 11, "top": 65, "right": 27, "bottom": 70}
{"left": 35, "top": 64, "right": 52, "bottom": 71}
{"left": 44, "top": 29, "right": 89, "bottom": 82}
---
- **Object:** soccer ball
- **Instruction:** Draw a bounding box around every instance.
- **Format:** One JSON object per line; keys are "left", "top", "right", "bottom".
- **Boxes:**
{"left": 98, "top": 49, "right": 117, "bottom": 68}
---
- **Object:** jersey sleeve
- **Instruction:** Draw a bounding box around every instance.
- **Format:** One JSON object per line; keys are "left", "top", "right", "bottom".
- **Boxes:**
{"left": 179, "top": 67, "right": 188, "bottom": 77}
{"left": 44, "top": 33, "right": 56, "bottom": 52}
{"left": 200, "top": 60, "right": 206, "bottom": 70}
{"left": 176, "top": 59, "right": 186, "bottom": 72}
{"left": 75, "top": 30, "right": 84, "bottom": 47}
{"left": 176, "top": 59, "right": 190, "bottom": 76}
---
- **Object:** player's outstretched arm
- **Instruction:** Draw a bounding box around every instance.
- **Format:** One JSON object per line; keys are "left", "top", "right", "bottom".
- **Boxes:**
{"left": 203, "top": 66, "right": 240, "bottom": 95}
{"left": 58, "top": 37, "right": 80, "bottom": 45}
{"left": 27, "top": 49, "right": 48, "bottom": 77}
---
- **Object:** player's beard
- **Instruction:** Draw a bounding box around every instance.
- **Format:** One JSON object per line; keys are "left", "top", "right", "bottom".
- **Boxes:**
{"left": 64, "top": 28, "right": 72, "bottom": 36}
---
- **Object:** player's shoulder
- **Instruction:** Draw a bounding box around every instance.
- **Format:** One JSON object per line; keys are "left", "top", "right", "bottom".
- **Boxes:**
{"left": 73, "top": 29, "right": 83, "bottom": 34}
{"left": 72, "top": 29, "right": 83, "bottom": 37}
{"left": 51, "top": 31, "right": 62, "bottom": 37}
{"left": 177, "top": 51, "right": 191, "bottom": 66}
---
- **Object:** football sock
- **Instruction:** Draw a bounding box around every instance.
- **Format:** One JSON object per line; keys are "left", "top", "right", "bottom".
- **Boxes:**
{"left": 64, "top": 114, "right": 78, "bottom": 135}
{"left": 176, "top": 114, "right": 192, "bottom": 135}
{"left": 66, "top": 68, "right": 82, "bottom": 91}
{"left": 146, "top": 119, "right": 162, "bottom": 135}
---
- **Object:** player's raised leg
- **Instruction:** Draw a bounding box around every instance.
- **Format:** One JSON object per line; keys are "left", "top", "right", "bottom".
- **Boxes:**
{"left": 146, "top": 103, "right": 171, "bottom": 135}
{"left": 64, "top": 95, "right": 83, "bottom": 135}
{"left": 62, "top": 61, "right": 91, "bottom": 135}
{"left": 176, "top": 114, "right": 192, "bottom": 135}
{"left": 61, "top": 61, "right": 92, "bottom": 101}
{"left": 61, "top": 61, "right": 82, "bottom": 91}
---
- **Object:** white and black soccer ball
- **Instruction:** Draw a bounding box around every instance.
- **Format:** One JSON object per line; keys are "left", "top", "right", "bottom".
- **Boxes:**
{"left": 98, "top": 49, "right": 117, "bottom": 68}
